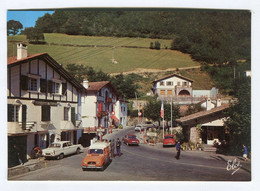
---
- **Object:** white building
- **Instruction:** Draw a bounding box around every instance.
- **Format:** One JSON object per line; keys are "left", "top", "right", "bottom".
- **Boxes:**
{"left": 152, "top": 74, "right": 219, "bottom": 104}
{"left": 115, "top": 99, "right": 128, "bottom": 127}
{"left": 81, "top": 80, "right": 125, "bottom": 134}
{"left": 7, "top": 44, "right": 84, "bottom": 166}
{"left": 152, "top": 74, "right": 193, "bottom": 99}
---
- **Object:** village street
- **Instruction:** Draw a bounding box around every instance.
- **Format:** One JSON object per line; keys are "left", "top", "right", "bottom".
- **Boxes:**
{"left": 9, "top": 126, "right": 251, "bottom": 181}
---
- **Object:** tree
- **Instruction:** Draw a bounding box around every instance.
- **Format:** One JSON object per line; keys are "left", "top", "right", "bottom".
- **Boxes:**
{"left": 225, "top": 77, "right": 251, "bottom": 155}
{"left": 7, "top": 20, "right": 23, "bottom": 36}
{"left": 144, "top": 97, "right": 162, "bottom": 126}
{"left": 23, "top": 27, "right": 45, "bottom": 44}
{"left": 35, "top": 13, "right": 55, "bottom": 33}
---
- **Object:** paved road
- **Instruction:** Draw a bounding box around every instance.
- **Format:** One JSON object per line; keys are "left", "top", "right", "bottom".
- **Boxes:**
{"left": 10, "top": 127, "right": 251, "bottom": 181}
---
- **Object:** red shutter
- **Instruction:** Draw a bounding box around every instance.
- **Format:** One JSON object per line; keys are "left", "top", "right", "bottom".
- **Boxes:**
{"left": 98, "top": 103, "right": 103, "bottom": 112}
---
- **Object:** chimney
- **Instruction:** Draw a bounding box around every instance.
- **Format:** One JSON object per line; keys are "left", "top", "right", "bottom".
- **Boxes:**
{"left": 17, "top": 43, "right": 28, "bottom": 60}
{"left": 216, "top": 99, "right": 222, "bottom": 107}
{"left": 83, "top": 79, "right": 89, "bottom": 89}
{"left": 206, "top": 98, "right": 212, "bottom": 111}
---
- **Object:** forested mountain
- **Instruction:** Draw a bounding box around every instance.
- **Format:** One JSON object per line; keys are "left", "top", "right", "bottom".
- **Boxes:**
{"left": 25, "top": 10, "right": 250, "bottom": 65}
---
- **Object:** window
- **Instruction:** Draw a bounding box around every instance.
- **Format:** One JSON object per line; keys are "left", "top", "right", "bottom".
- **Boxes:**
{"left": 177, "top": 82, "right": 181, "bottom": 86}
{"left": 160, "top": 81, "right": 165, "bottom": 86}
{"left": 42, "top": 105, "right": 51, "bottom": 121}
{"left": 160, "top": 90, "right": 166, "bottom": 95}
{"left": 183, "top": 82, "right": 187, "bottom": 86}
{"left": 21, "top": 75, "right": 39, "bottom": 92}
{"left": 64, "top": 107, "right": 69, "bottom": 121}
{"left": 54, "top": 82, "right": 61, "bottom": 94}
{"left": 29, "top": 78, "right": 38, "bottom": 91}
{"left": 63, "top": 143, "right": 68, "bottom": 148}
{"left": 8, "top": 105, "right": 20, "bottom": 122}
{"left": 166, "top": 81, "right": 173, "bottom": 86}
{"left": 167, "top": 90, "right": 173, "bottom": 95}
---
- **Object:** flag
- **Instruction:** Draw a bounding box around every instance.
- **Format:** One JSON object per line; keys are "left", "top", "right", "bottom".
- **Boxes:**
{"left": 160, "top": 100, "right": 164, "bottom": 118}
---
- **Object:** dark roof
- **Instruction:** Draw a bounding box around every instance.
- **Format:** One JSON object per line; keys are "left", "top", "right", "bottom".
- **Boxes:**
{"left": 8, "top": 53, "right": 85, "bottom": 91}
{"left": 87, "top": 81, "right": 120, "bottom": 97}
{"left": 152, "top": 74, "right": 193, "bottom": 83}
{"left": 176, "top": 104, "right": 229, "bottom": 124}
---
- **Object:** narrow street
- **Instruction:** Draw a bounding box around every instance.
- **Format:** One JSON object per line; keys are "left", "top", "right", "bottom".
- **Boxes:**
{"left": 9, "top": 126, "right": 251, "bottom": 181}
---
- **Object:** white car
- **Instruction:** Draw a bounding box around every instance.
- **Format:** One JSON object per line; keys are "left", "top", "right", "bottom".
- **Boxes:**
{"left": 135, "top": 124, "right": 145, "bottom": 132}
{"left": 42, "top": 141, "right": 83, "bottom": 160}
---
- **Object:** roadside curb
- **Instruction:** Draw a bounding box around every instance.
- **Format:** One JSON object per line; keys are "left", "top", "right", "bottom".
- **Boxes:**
{"left": 8, "top": 160, "right": 46, "bottom": 178}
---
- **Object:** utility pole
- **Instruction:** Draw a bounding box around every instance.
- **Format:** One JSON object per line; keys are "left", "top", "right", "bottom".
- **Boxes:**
{"left": 135, "top": 92, "right": 139, "bottom": 124}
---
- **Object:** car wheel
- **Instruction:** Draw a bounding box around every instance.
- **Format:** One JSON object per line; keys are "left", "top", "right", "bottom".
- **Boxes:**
{"left": 100, "top": 165, "right": 105, "bottom": 171}
{"left": 76, "top": 148, "right": 80, "bottom": 154}
{"left": 57, "top": 153, "right": 64, "bottom": 160}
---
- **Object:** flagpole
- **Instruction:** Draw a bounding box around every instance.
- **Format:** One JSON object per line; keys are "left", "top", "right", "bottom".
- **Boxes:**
{"left": 171, "top": 95, "right": 173, "bottom": 135}
{"left": 162, "top": 97, "right": 164, "bottom": 138}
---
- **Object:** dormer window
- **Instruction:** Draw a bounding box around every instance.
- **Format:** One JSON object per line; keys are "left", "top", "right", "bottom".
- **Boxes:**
{"left": 160, "top": 81, "right": 165, "bottom": 86}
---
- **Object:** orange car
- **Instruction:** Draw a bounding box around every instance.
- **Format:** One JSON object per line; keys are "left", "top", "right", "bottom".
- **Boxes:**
{"left": 163, "top": 134, "right": 176, "bottom": 147}
{"left": 82, "top": 142, "right": 110, "bottom": 171}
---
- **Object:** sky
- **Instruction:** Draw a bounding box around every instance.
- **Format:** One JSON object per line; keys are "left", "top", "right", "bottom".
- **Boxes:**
{"left": 7, "top": 10, "right": 55, "bottom": 29}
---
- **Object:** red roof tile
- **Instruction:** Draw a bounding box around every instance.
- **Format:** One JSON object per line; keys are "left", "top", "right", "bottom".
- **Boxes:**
{"left": 8, "top": 53, "right": 47, "bottom": 65}
{"left": 87, "top": 81, "right": 110, "bottom": 91}
{"left": 176, "top": 103, "right": 229, "bottom": 123}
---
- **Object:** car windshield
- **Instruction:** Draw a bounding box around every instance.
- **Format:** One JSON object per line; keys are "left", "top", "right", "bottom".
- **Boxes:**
{"left": 88, "top": 149, "right": 103, "bottom": 154}
{"left": 49, "top": 143, "right": 61, "bottom": 148}
{"left": 164, "top": 136, "right": 174, "bottom": 139}
{"left": 129, "top": 136, "right": 136, "bottom": 139}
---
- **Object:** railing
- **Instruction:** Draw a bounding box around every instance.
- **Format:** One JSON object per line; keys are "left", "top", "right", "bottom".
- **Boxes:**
{"left": 158, "top": 96, "right": 205, "bottom": 104}
{"left": 18, "top": 121, "right": 36, "bottom": 131}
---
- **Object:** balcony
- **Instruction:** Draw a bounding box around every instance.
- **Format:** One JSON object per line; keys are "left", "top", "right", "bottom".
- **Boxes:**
{"left": 18, "top": 121, "right": 37, "bottom": 131}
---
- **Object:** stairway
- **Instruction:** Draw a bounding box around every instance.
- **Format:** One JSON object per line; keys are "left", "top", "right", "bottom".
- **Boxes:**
{"left": 203, "top": 144, "right": 217, "bottom": 152}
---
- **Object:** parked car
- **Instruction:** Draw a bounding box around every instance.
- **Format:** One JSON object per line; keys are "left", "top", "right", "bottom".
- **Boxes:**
{"left": 42, "top": 141, "right": 83, "bottom": 160}
{"left": 143, "top": 121, "right": 155, "bottom": 129}
{"left": 81, "top": 142, "right": 110, "bottom": 171}
{"left": 123, "top": 134, "right": 140, "bottom": 146}
{"left": 135, "top": 124, "right": 145, "bottom": 132}
{"left": 163, "top": 134, "right": 176, "bottom": 147}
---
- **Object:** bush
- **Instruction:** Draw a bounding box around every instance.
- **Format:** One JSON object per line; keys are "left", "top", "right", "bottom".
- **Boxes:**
{"left": 118, "top": 124, "right": 123, "bottom": 129}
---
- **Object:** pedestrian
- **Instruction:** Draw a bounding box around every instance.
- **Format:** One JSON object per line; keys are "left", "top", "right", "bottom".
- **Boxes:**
{"left": 14, "top": 144, "right": 23, "bottom": 165}
{"left": 111, "top": 139, "right": 115, "bottom": 158}
{"left": 242, "top": 144, "right": 248, "bottom": 161}
{"left": 116, "top": 138, "right": 121, "bottom": 157}
{"left": 108, "top": 140, "right": 112, "bottom": 157}
{"left": 175, "top": 141, "right": 181, "bottom": 160}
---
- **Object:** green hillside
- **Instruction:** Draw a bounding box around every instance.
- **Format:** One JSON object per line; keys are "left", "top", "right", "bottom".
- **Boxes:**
{"left": 8, "top": 33, "right": 200, "bottom": 74}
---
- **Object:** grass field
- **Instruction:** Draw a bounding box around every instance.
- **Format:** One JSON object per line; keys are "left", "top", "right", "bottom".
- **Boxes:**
{"left": 8, "top": 33, "right": 200, "bottom": 74}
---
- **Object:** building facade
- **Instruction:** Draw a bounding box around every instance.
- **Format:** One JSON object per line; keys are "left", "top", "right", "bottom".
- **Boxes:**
{"left": 81, "top": 80, "right": 123, "bottom": 133}
{"left": 152, "top": 74, "right": 193, "bottom": 99}
{"left": 7, "top": 44, "right": 84, "bottom": 167}
{"left": 176, "top": 100, "right": 230, "bottom": 145}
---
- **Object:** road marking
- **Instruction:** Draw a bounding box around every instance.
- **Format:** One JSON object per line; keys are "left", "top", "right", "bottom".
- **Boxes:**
{"left": 123, "top": 148, "right": 226, "bottom": 170}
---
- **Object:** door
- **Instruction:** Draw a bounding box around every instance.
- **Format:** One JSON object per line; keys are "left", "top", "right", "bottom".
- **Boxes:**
{"left": 8, "top": 136, "right": 27, "bottom": 167}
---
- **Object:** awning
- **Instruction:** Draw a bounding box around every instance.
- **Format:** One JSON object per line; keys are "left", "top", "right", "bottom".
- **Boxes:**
{"left": 111, "top": 115, "right": 119, "bottom": 122}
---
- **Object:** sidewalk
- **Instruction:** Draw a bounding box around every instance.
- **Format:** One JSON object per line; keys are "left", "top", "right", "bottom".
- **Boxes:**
{"left": 8, "top": 157, "right": 46, "bottom": 178}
